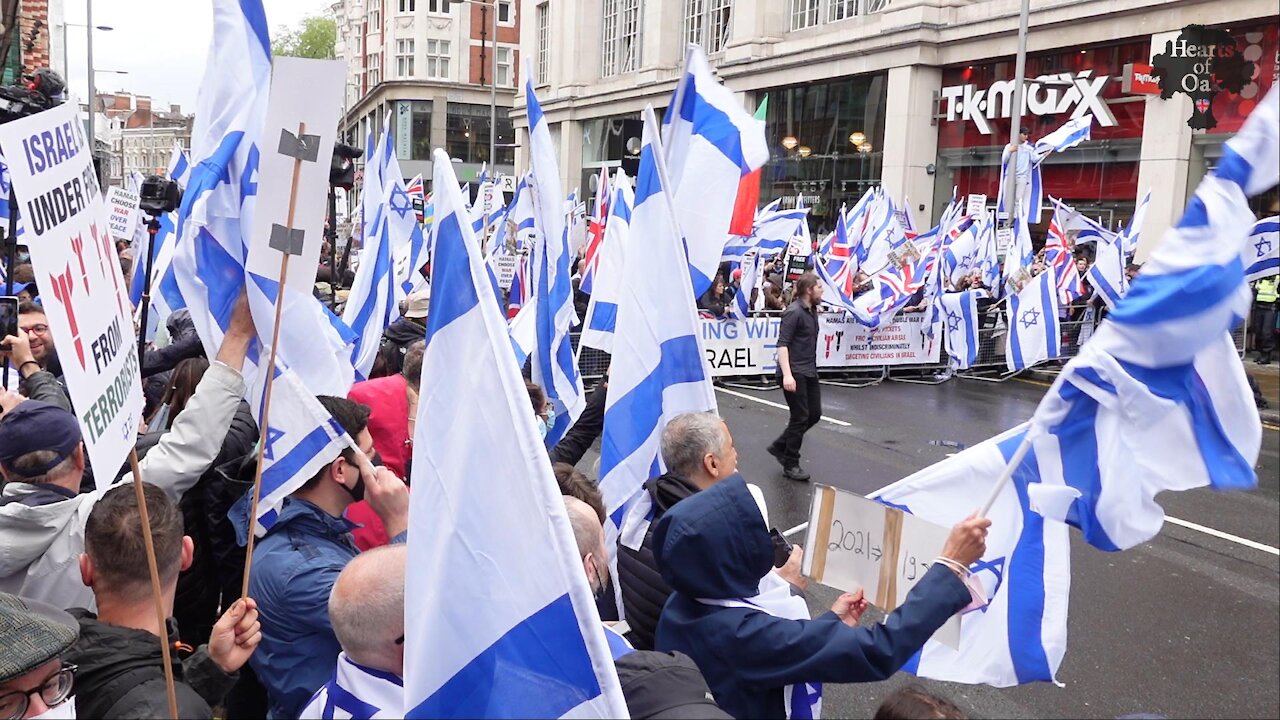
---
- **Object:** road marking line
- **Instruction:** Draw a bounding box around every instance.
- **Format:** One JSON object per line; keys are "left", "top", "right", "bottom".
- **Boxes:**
{"left": 1013, "top": 377, "right": 1053, "bottom": 388}
{"left": 820, "top": 379, "right": 880, "bottom": 389}
{"left": 715, "top": 386, "right": 852, "bottom": 427}
{"left": 1263, "top": 422, "right": 1280, "bottom": 432}
{"left": 1164, "top": 515, "right": 1280, "bottom": 556}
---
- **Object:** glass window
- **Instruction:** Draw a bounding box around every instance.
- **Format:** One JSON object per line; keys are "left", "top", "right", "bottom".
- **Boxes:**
{"left": 368, "top": 3, "right": 381, "bottom": 30}
{"left": 366, "top": 52, "right": 381, "bottom": 86}
{"left": 427, "top": 0, "right": 450, "bottom": 13}
{"left": 446, "top": 102, "right": 515, "bottom": 166}
{"left": 398, "top": 0, "right": 415, "bottom": 11}
{"left": 396, "top": 39, "right": 415, "bottom": 77}
{"left": 537, "top": 3, "right": 550, "bottom": 84}
{"left": 601, "top": 0, "right": 641, "bottom": 77}
{"left": 497, "top": 0, "right": 513, "bottom": 23}
{"left": 685, "top": 0, "right": 731, "bottom": 54}
{"left": 426, "top": 39, "right": 451, "bottom": 79}
{"left": 496, "top": 47, "right": 515, "bottom": 87}
{"left": 789, "top": 0, "right": 819, "bottom": 30}
{"left": 828, "top": 0, "right": 857, "bottom": 21}
{"left": 398, "top": 100, "right": 432, "bottom": 161}
{"left": 683, "top": 0, "right": 704, "bottom": 48}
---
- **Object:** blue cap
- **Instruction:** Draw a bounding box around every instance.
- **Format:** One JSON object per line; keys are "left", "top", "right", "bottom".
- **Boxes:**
{"left": 0, "top": 401, "right": 82, "bottom": 476}
{"left": 7, "top": 281, "right": 30, "bottom": 297}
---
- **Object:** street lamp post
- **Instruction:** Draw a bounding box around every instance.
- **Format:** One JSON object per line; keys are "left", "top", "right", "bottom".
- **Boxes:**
{"left": 455, "top": 0, "right": 499, "bottom": 177}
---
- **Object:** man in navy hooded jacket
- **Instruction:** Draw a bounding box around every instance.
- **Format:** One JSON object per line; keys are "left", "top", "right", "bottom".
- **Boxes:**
{"left": 652, "top": 476, "right": 990, "bottom": 720}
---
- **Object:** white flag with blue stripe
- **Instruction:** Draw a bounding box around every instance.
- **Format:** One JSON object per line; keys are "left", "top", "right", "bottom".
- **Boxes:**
{"left": 403, "top": 148, "right": 628, "bottom": 719}
{"left": 939, "top": 289, "right": 987, "bottom": 369}
{"left": 1085, "top": 227, "right": 1128, "bottom": 309}
{"left": 662, "top": 45, "right": 769, "bottom": 296}
{"left": 1006, "top": 269, "right": 1061, "bottom": 371}
{"left": 580, "top": 168, "right": 634, "bottom": 353}
{"left": 1019, "top": 86, "right": 1276, "bottom": 551}
{"left": 1119, "top": 190, "right": 1151, "bottom": 258}
{"left": 721, "top": 200, "right": 807, "bottom": 261}
{"left": 870, "top": 424, "right": 1071, "bottom": 688}
{"left": 524, "top": 67, "right": 585, "bottom": 446}
{"left": 1243, "top": 215, "right": 1278, "bottom": 282}
{"left": 599, "top": 107, "right": 718, "bottom": 557}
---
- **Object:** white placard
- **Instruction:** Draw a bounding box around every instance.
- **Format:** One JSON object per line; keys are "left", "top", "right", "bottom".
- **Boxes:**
{"left": 803, "top": 485, "right": 961, "bottom": 648}
{"left": 966, "top": 193, "right": 987, "bottom": 218}
{"left": 494, "top": 254, "right": 518, "bottom": 289}
{"left": 0, "top": 101, "right": 143, "bottom": 474}
{"left": 499, "top": 174, "right": 516, "bottom": 192}
{"left": 105, "top": 186, "right": 140, "bottom": 241}
{"left": 996, "top": 227, "right": 1013, "bottom": 254}
{"left": 245, "top": 57, "right": 346, "bottom": 292}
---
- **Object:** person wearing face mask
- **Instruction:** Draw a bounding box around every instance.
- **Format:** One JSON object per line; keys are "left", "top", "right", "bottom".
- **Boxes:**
{"left": 0, "top": 592, "right": 79, "bottom": 720}
{"left": 562, "top": 497, "right": 731, "bottom": 720}
{"left": 235, "top": 395, "right": 411, "bottom": 720}
{"left": 526, "top": 380, "right": 556, "bottom": 440}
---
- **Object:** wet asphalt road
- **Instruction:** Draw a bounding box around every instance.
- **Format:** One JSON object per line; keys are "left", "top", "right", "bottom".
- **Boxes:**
{"left": 699, "top": 376, "right": 1280, "bottom": 720}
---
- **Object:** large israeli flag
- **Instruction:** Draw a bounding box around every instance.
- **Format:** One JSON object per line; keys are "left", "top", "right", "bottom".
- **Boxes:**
{"left": 721, "top": 200, "right": 808, "bottom": 261}
{"left": 343, "top": 122, "right": 401, "bottom": 380}
{"left": 1006, "top": 269, "right": 1061, "bottom": 371}
{"left": 1243, "top": 215, "right": 1279, "bottom": 282}
{"left": 173, "top": 0, "right": 354, "bottom": 397}
{"left": 599, "top": 107, "right": 718, "bottom": 556}
{"left": 939, "top": 289, "right": 987, "bottom": 369}
{"left": 1020, "top": 86, "right": 1276, "bottom": 551}
{"left": 403, "top": 149, "right": 628, "bottom": 719}
{"left": 580, "top": 169, "right": 634, "bottom": 353}
{"left": 870, "top": 424, "right": 1071, "bottom": 688}
{"left": 662, "top": 45, "right": 769, "bottom": 296}
{"left": 524, "top": 68, "right": 585, "bottom": 446}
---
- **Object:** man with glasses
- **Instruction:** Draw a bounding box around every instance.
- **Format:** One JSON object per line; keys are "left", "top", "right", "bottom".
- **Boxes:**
{"left": 0, "top": 592, "right": 78, "bottom": 719}
{"left": 0, "top": 303, "right": 68, "bottom": 411}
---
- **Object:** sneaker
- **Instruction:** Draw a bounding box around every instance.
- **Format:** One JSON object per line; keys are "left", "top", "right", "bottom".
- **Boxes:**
{"left": 766, "top": 444, "right": 787, "bottom": 468}
{"left": 783, "top": 466, "right": 811, "bottom": 482}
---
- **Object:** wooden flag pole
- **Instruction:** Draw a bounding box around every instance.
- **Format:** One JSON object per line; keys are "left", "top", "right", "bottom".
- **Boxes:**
{"left": 127, "top": 449, "right": 180, "bottom": 720}
{"left": 241, "top": 121, "right": 309, "bottom": 598}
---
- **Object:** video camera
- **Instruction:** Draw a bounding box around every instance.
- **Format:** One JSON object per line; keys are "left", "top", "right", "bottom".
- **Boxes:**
{"left": 0, "top": 69, "right": 66, "bottom": 125}
{"left": 139, "top": 175, "right": 182, "bottom": 216}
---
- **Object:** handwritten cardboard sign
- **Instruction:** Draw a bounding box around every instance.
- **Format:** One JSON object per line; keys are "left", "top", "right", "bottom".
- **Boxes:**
{"left": 966, "top": 194, "right": 987, "bottom": 219}
{"left": 0, "top": 101, "right": 143, "bottom": 475}
{"left": 802, "top": 484, "right": 960, "bottom": 648}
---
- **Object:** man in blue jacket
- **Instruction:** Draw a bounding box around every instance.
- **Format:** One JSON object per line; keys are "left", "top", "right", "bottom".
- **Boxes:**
{"left": 653, "top": 476, "right": 989, "bottom": 720}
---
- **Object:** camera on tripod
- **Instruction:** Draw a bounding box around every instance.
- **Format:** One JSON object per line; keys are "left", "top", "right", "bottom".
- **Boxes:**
{"left": 0, "top": 69, "right": 65, "bottom": 125}
{"left": 139, "top": 175, "right": 182, "bottom": 216}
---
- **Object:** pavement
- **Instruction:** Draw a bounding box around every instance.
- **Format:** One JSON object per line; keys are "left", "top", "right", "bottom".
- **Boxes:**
{"left": 585, "top": 376, "right": 1280, "bottom": 719}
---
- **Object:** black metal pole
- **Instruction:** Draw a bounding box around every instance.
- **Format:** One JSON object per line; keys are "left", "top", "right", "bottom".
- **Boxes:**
{"left": 327, "top": 184, "right": 338, "bottom": 309}
{"left": 135, "top": 216, "right": 161, "bottom": 365}
{"left": 2, "top": 186, "right": 17, "bottom": 388}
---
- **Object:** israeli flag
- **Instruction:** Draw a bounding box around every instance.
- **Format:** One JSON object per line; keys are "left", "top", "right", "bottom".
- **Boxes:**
{"left": 525, "top": 67, "right": 585, "bottom": 446}
{"left": 1002, "top": 215, "right": 1035, "bottom": 295}
{"left": 599, "top": 107, "right": 718, "bottom": 559}
{"left": 381, "top": 152, "right": 430, "bottom": 297}
{"left": 580, "top": 169, "right": 635, "bottom": 353}
{"left": 727, "top": 250, "right": 766, "bottom": 321}
{"left": 859, "top": 189, "right": 908, "bottom": 275}
{"left": 1020, "top": 87, "right": 1276, "bottom": 551}
{"left": 1120, "top": 190, "right": 1151, "bottom": 257}
{"left": 939, "top": 289, "right": 988, "bottom": 369}
{"left": 1034, "top": 115, "right": 1093, "bottom": 159}
{"left": 1243, "top": 215, "right": 1279, "bottom": 282}
{"left": 1006, "top": 269, "right": 1061, "bottom": 371}
{"left": 0, "top": 154, "right": 23, "bottom": 239}
{"left": 721, "top": 200, "right": 808, "bottom": 261}
{"left": 343, "top": 121, "right": 402, "bottom": 380}
{"left": 233, "top": 367, "right": 357, "bottom": 538}
{"left": 173, "top": 0, "right": 355, "bottom": 397}
{"left": 403, "top": 149, "right": 628, "bottom": 719}
{"left": 662, "top": 44, "right": 770, "bottom": 296}
{"left": 1086, "top": 228, "right": 1128, "bottom": 309}
{"left": 300, "top": 653, "right": 403, "bottom": 720}
{"left": 870, "top": 424, "right": 1071, "bottom": 688}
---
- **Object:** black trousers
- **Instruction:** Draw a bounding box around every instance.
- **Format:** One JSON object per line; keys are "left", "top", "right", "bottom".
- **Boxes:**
{"left": 770, "top": 374, "right": 822, "bottom": 466}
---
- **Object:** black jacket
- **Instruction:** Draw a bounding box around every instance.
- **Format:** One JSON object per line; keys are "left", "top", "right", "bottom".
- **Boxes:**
{"left": 65, "top": 610, "right": 238, "bottom": 719}
{"left": 617, "top": 473, "right": 701, "bottom": 651}
{"left": 379, "top": 317, "right": 427, "bottom": 374}
{"left": 549, "top": 381, "right": 607, "bottom": 467}
{"left": 615, "top": 650, "right": 731, "bottom": 719}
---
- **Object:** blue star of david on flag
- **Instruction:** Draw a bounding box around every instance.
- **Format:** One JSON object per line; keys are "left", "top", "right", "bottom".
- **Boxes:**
{"left": 1020, "top": 308, "right": 1041, "bottom": 329}
{"left": 946, "top": 311, "right": 962, "bottom": 333}
{"left": 262, "top": 426, "right": 286, "bottom": 461}
{"left": 389, "top": 184, "right": 414, "bottom": 220}
{"left": 1257, "top": 238, "right": 1273, "bottom": 258}
{"left": 969, "top": 556, "right": 1006, "bottom": 614}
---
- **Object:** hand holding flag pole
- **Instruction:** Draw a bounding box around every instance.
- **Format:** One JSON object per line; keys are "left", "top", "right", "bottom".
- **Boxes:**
{"left": 241, "top": 122, "right": 319, "bottom": 597}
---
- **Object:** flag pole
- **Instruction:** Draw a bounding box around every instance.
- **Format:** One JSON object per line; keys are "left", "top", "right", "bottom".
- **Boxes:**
{"left": 1002, "top": 0, "right": 1031, "bottom": 227}
{"left": 241, "top": 121, "right": 308, "bottom": 597}
{"left": 661, "top": 45, "right": 694, "bottom": 156}
{"left": 126, "top": 449, "right": 180, "bottom": 720}
{"left": 977, "top": 432, "right": 1033, "bottom": 518}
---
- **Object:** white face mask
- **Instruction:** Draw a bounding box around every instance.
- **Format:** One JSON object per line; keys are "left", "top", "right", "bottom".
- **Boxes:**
{"left": 29, "top": 697, "right": 76, "bottom": 720}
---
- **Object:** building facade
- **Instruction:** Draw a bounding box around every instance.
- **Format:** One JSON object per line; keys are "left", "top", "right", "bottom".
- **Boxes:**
{"left": 336, "top": 0, "right": 521, "bottom": 191}
{"left": 517, "top": 0, "right": 1279, "bottom": 258}
{"left": 96, "top": 91, "right": 193, "bottom": 187}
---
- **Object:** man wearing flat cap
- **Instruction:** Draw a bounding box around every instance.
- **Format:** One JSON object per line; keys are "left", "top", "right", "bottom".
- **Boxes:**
{"left": 0, "top": 592, "right": 80, "bottom": 719}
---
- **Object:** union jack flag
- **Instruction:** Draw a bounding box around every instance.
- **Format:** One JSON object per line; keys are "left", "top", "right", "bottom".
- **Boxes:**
{"left": 406, "top": 174, "right": 426, "bottom": 225}
{"left": 506, "top": 251, "right": 530, "bottom": 320}
{"left": 1045, "top": 202, "right": 1086, "bottom": 304}
{"left": 580, "top": 168, "right": 609, "bottom": 294}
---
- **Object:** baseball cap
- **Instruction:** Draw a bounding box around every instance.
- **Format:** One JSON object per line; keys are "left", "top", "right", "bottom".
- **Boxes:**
{"left": 0, "top": 592, "right": 79, "bottom": 683}
{"left": 8, "top": 281, "right": 31, "bottom": 298}
{"left": 0, "top": 401, "right": 82, "bottom": 476}
{"left": 404, "top": 291, "right": 430, "bottom": 320}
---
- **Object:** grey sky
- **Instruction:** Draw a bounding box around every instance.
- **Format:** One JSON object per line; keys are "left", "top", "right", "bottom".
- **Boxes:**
{"left": 63, "top": 0, "right": 333, "bottom": 112}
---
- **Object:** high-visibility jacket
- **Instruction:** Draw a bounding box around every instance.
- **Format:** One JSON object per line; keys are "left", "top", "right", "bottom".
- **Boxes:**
{"left": 1257, "top": 278, "right": 1278, "bottom": 304}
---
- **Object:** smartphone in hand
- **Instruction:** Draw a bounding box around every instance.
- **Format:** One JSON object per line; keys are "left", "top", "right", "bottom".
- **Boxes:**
{"left": 769, "top": 527, "right": 793, "bottom": 568}
{"left": 0, "top": 296, "right": 18, "bottom": 350}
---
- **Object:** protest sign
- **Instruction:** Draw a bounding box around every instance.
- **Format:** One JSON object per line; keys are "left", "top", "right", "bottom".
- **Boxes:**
{"left": 966, "top": 194, "right": 987, "bottom": 218}
{"left": 996, "top": 227, "right": 1013, "bottom": 254}
{"left": 0, "top": 101, "right": 143, "bottom": 475}
{"left": 494, "top": 254, "right": 518, "bottom": 289}
{"left": 106, "top": 185, "right": 141, "bottom": 241}
{"left": 245, "top": 57, "right": 346, "bottom": 292}
{"left": 803, "top": 484, "right": 961, "bottom": 648}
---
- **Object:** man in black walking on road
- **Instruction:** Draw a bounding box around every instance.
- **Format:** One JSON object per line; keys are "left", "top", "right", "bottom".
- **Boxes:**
{"left": 767, "top": 272, "right": 823, "bottom": 482}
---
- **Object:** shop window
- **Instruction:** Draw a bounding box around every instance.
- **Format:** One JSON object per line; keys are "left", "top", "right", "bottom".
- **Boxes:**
{"left": 446, "top": 102, "right": 515, "bottom": 166}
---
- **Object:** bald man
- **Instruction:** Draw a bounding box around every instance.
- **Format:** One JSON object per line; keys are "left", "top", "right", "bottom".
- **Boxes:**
{"left": 299, "top": 546, "right": 406, "bottom": 719}
{"left": 562, "top": 497, "right": 731, "bottom": 719}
